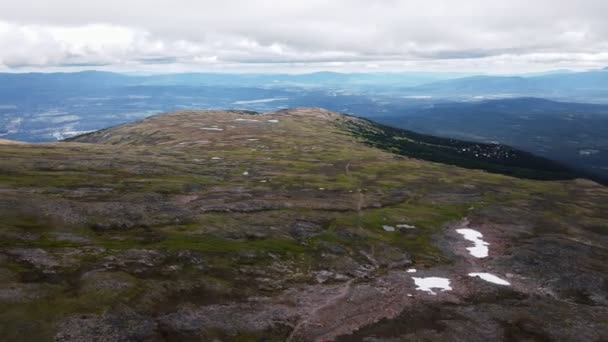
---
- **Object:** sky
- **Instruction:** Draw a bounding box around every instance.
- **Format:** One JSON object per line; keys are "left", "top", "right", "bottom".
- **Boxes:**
{"left": 1, "top": 0, "right": 607, "bottom": 73}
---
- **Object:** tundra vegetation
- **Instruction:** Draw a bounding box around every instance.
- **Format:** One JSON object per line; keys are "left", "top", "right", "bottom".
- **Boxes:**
{"left": 0, "top": 108, "right": 606, "bottom": 341}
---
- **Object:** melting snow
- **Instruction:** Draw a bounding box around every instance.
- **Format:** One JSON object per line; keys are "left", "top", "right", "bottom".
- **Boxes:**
{"left": 201, "top": 127, "right": 224, "bottom": 131}
{"left": 382, "top": 225, "right": 396, "bottom": 232}
{"left": 211, "top": 157, "right": 223, "bottom": 160}
{"left": 242, "top": 171, "right": 249, "bottom": 176}
{"left": 412, "top": 277, "right": 452, "bottom": 295}
{"left": 468, "top": 273, "right": 510, "bottom": 286}
{"left": 397, "top": 224, "right": 416, "bottom": 229}
{"left": 407, "top": 268, "right": 417, "bottom": 273}
{"left": 267, "top": 119, "right": 279, "bottom": 123}
{"left": 456, "top": 228, "right": 489, "bottom": 258}
{"left": 235, "top": 118, "right": 259, "bottom": 122}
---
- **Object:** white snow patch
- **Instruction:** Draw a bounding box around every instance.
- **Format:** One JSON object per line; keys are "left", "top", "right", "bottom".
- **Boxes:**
{"left": 412, "top": 277, "right": 452, "bottom": 295}
{"left": 211, "top": 157, "right": 223, "bottom": 160}
{"left": 235, "top": 118, "right": 259, "bottom": 122}
{"left": 406, "top": 268, "right": 417, "bottom": 273}
{"left": 267, "top": 119, "right": 279, "bottom": 123}
{"left": 242, "top": 171, "right": 249, "bottom": 176}
{"left": 397, "top": 224, "right": 416, "bottom": 229}
{"left": 200, "top": 127, "right": 224, "bottom": 131}
{"left": 382, "top": 225, "right": 396, "bottom": 232}
{"left": 456, "top": 228, "right": 489, "bottom": 258}
{"left": 468, "top": 273, "right": 510, "bottom": 286}
{"left": 247, "top": 138, "right": 259, "bottom": 141}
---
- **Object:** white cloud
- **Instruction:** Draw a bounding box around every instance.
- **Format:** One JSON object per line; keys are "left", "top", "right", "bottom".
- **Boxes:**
{"left": 0, "top": 0, "right": 607, "bottom": 72}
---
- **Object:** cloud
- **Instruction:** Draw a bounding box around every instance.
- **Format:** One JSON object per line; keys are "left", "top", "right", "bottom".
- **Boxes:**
{"left": 0, "top": 0, "right": 607, "bottom": 72}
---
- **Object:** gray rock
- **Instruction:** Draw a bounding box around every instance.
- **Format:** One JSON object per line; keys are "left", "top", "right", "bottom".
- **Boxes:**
{"left": 289, "top": 221, "right": 323, "bottom": 239}
{"left": 55, "top": 309, "right": 159, "bottom": 342}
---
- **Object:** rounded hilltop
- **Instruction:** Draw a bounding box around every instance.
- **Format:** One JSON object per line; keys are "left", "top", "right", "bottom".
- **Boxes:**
{"left": 0, "top": 106, "right": 607, "bottom": 340}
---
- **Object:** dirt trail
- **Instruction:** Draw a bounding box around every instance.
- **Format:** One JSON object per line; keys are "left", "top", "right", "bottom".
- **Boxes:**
{"left": 287, "top": 280, "right": 354, "bottom": 342}
{"left": 356, "top": 189, "right": 364, "bottom": 215}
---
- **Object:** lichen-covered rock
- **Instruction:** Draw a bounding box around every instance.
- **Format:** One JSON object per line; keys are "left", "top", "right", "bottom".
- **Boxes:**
{"left": 55, "top": 309, "right": 159, "bottom": 342}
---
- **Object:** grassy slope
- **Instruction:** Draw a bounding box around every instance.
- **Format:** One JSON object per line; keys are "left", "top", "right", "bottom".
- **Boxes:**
{"left": 0, "top": 108, "right": 607, "bottom": 340}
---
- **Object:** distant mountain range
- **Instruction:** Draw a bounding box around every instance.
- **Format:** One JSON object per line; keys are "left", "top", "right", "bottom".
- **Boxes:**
{"left": 2, "top": 68, "right": 606, "bottom": 101}
{"left": 400, "top": 69, "right": 608, "bottom": 103}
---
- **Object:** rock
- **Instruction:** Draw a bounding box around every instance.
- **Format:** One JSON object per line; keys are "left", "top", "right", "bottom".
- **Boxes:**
{"left": 0, "top": 283, "right": 57, "bottom": 303}
{"left": 5, "top": 248, "right": 61, "bottom": 269}
{"left": 176, "top": 250, "right": 206, "bottom": 267}
{"left": 55, "top": 308, "right": 159, "bottom": 342}
{"left": 289, "top": 221, "right": 323, "bottom": 240}
{"left": 50, "top": 232, "right": 92, "bottom": 244}
{"left": 0, "top": 230, "right": 40, "bottom": 241}
{"left": 317, "top": 241, "right": 347, "bottom": 255}
{"left": 158, "top": 303, "right": 293, "bottom": 339}
{"left": 102, "top": 249, "right": 165, "bottom": 273}
{"left": 314, "top": 270, "right": 349, "bottom": 283}
{"left": 315, "top": 270, "right": 335, "bottom": 283}
{"left": 374, "top": 246, "right": 413, "bottom": 269}
{"left": 79, "top": 270, "right": 137, "bottom": 295}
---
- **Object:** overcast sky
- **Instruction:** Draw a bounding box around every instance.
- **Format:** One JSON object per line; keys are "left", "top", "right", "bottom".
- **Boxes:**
{"left": 1, "top": 0, "right": 607, "bottom": 73}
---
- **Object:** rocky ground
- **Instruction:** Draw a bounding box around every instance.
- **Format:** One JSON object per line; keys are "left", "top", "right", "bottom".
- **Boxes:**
{"left": 0, "top": 108, "right": 607, "bottom": 341}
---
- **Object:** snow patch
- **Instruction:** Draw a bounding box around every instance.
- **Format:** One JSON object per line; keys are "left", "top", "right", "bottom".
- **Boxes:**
{"left": 407, "top": 268, "right": 417, "bottom": 273}
{"left": 468, "top": 273, "right": 510, "bottom": 286}
{"left": 412, "top": 277, "right": 452, "bottom": 295}
{"left": 267, "top": 119, "right": 279, "bottom": 123}
{"left": 456, "top": 228, "right": 489, "bottom": 258}
{"left": 200, "top": 127, "right": 224, "bottom": 131}
{"left": 382, "top": 225, "right": 396, "bottom": 232}
{"left": 397, "top": 224, "right": 416, "bottom": 229}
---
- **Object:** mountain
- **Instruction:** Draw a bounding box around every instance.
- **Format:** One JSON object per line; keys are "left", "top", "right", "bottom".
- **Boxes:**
{"left": 373, "top": 97, "right": 608, "bottom": 182}
{"left": 0, "top": 71, "right": 131, "bottom": 89}
{"left": 402, "top": 69, "right": 608, "bottom": 102}
{"left": 1, "top": 108, "right": 607, "bottom": 340}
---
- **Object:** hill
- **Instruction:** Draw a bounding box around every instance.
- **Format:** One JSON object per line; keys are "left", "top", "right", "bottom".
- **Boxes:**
{"left": 1, "top": 108, "right": 607, "bottom": 340}
{"left": 373, "top": 97, "right": 608, "bottom": 182}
